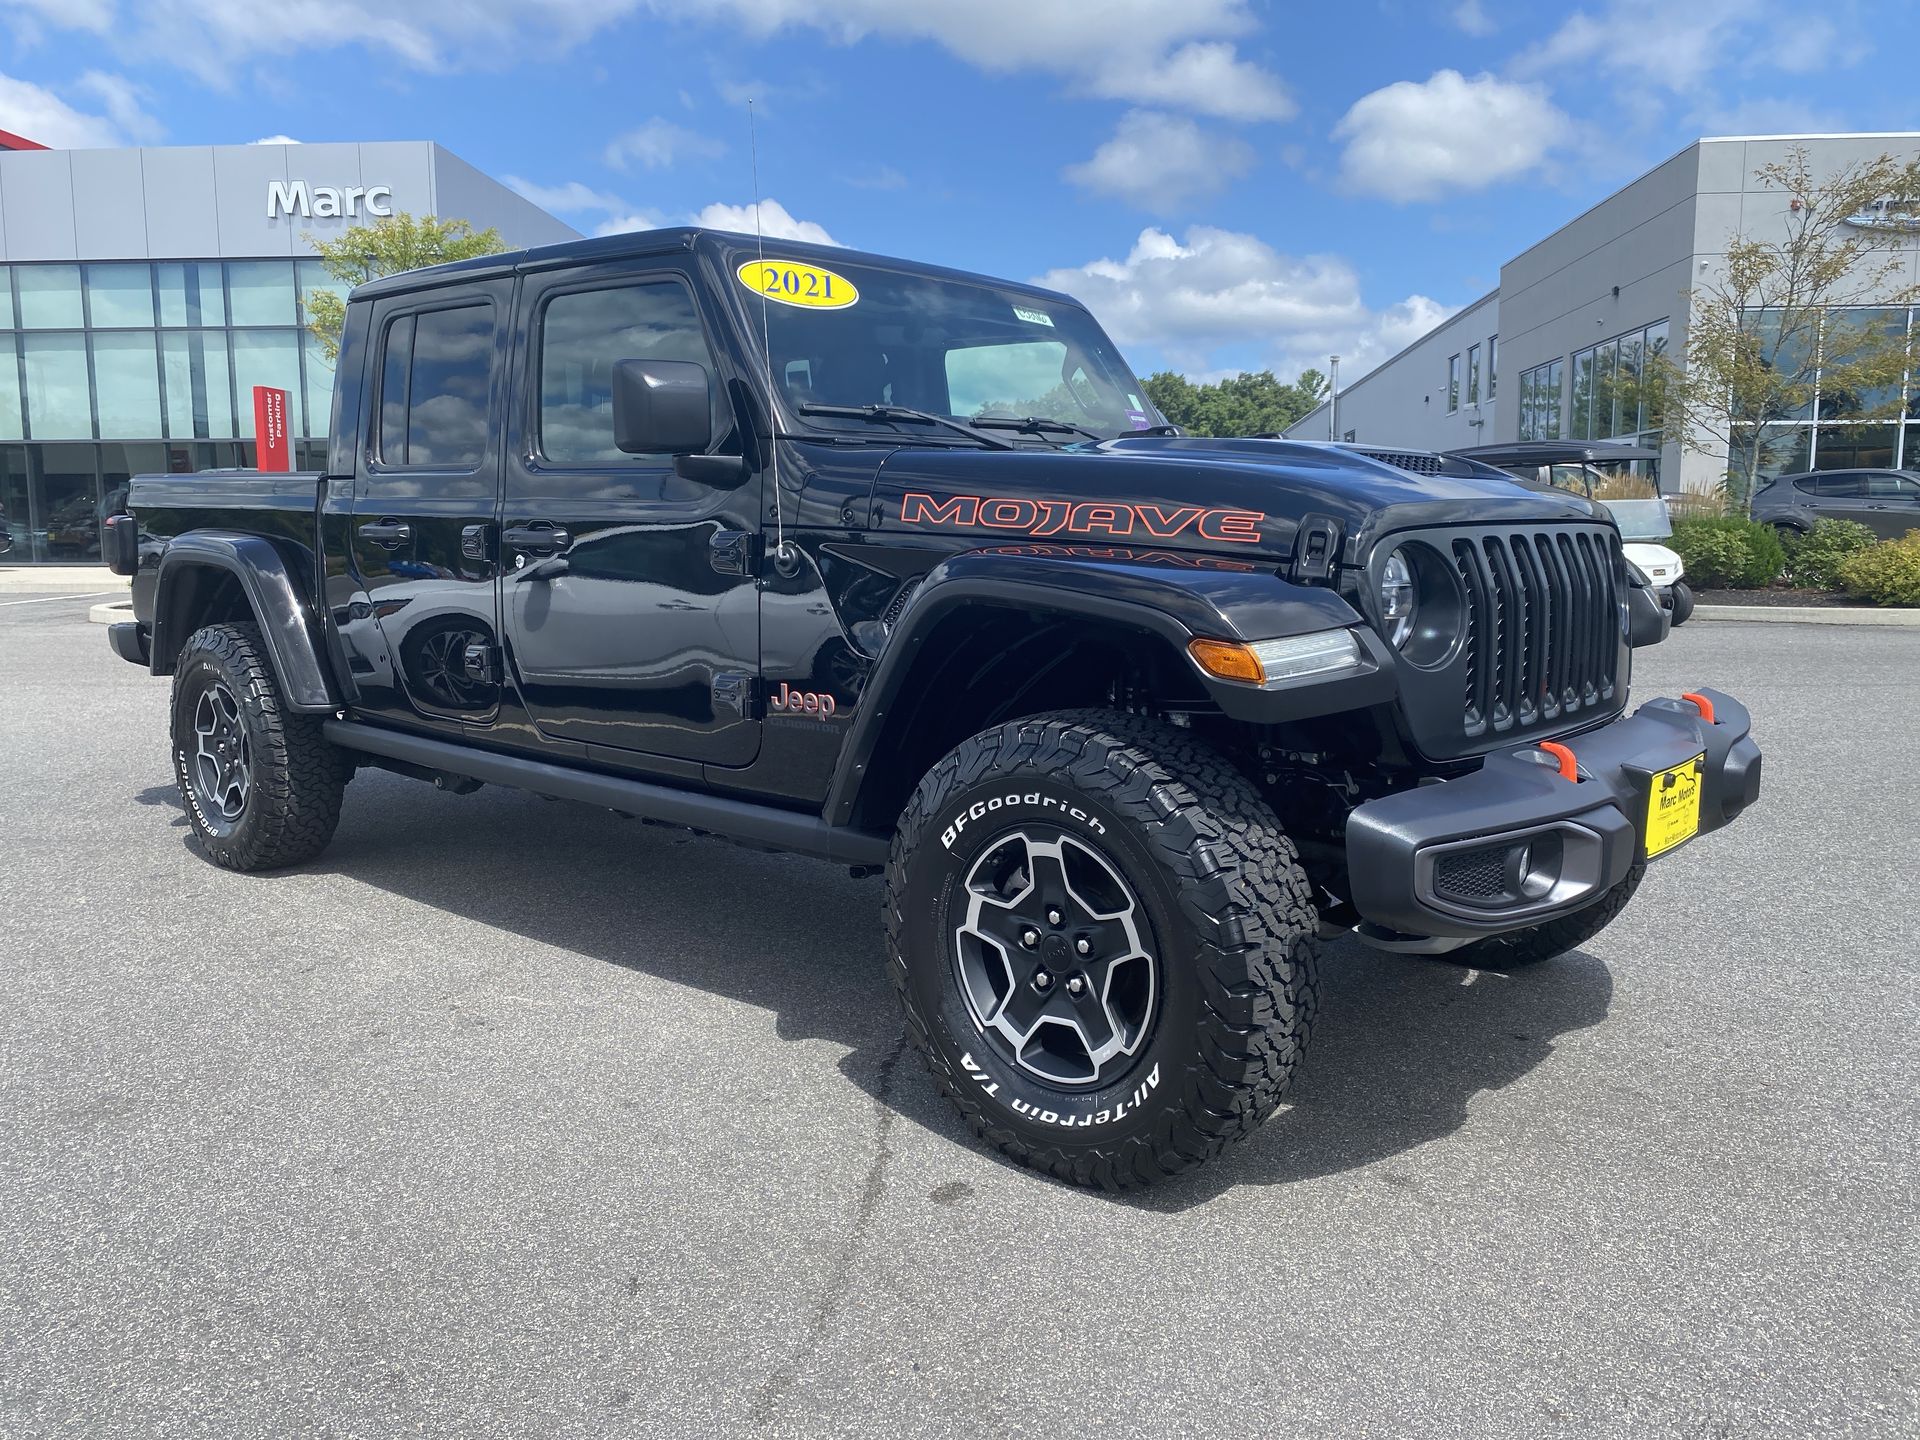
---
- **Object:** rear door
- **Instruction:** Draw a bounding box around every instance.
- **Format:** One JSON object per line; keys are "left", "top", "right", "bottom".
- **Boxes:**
{"left": 342, "top": 281, "right": 510, "bottom": 729}
{"left": 499, "top": 261, "right": 760, "bottom": 767}
{"left": 1861, "top": 472, "right": 1920, "bottom": 538}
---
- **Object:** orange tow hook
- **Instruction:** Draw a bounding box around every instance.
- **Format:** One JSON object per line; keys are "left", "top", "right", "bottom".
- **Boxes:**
{"left": 1681, "top": 691, "right": 1718, "bottom": 724}
{"left": 1538, "top": 741, "right": 1579, "bottom": 783}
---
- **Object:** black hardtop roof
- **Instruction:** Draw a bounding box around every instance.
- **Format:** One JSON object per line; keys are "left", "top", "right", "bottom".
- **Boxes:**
{"left": 1451, "top": 440, "right": 1660, "bottom": 466}
{"left": 349, "top": 227, "right": 1085, "bottom": 309}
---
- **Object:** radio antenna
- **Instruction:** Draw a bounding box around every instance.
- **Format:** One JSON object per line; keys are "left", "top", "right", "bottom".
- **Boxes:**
{"left": 749, "top": 100, "right": 795, "bottom": 575}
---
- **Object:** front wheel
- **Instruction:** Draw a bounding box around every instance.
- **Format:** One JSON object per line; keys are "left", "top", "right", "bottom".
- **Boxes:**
{"left": 884, "top": 710, "right": 1320, "bottom": 1189}
{"left": 1668, "top": 580, "right": 1695, "bottom": 626}
{"left": 170, "top": 621, "right": 351, "bottom": 871}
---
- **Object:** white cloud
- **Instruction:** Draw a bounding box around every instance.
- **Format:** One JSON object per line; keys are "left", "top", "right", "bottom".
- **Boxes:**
{"left": 0, "top": 69, "right": 156, "bottom": 147}
{"left": 689, "top": 198, "right": 838, "bottom": 246}
{"left": 1032, "top": 225, "right": 1453, "bottom": 378}
{"left": 1333, "top": 69, "right": 1569, "bottom": 202}
{"left": 251, "top": 134, "right": 301, "bottom": 145}
{"left": 1082, "top": 41, "right": 1293, "bottom": 123}
{"left": 1449, "top": 0, "right": 1495, "bottom": 37}
{"left": 594, "top": 213, "right": 665, "bottom": 237}
{"left": 1064, "top": 111, "right": 1254, "bottom": 213}
{"left": 18, "top": 1, "right": 1290, "bottom": 123}
{"left": 505, "top": 175, "right": 629, "bottom": 214}
{"left": 1512, "top": 0, "right": 1863, "bottom": 96}
{"left": 604, "top": 117, "right": 726, "bottom": 171}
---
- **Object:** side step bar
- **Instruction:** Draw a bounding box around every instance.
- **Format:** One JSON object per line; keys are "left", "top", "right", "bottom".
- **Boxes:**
{"left": 322, "top": 720, "right": 891, "bottom": 868}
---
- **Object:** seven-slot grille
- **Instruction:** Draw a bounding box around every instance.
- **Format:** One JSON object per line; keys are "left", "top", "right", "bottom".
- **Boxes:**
{"left": 1451, "top": 528, "right": 1620, "bottom": 737}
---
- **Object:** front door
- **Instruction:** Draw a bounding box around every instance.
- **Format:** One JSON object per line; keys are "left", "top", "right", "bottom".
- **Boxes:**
{"left": 500, "top": 264, "right": 760, "bottom": 766}
{"left": 1862, "top": 471, "right": 1920, "bottom": 538}
{"left": 344, "top": 282, "right": 510, "bottom": 728}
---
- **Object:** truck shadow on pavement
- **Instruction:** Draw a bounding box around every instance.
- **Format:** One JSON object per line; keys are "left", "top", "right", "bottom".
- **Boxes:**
{"left": 156, "top": 773, "right": 1613, "bottom": 1209}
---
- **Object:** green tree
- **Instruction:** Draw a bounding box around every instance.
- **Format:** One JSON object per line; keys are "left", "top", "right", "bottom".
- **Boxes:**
{"left": 303, "top": 212, "right": 509, "bottom": 361}
{"left": 1648, "top": 146, "right": 1920, "bottom": 511}
{"left": 1142, "top": 368, "right": 1330, "bottom": 437}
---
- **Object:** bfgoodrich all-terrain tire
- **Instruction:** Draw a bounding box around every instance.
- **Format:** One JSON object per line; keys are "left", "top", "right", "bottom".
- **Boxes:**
{"left": 170, "top": 622, "right": 350, "bottom": 871}
{"left": 885, "top": 709, "right": 1320, "bottom": 1189}
{"left": 1450, "top": 857, "right": 1648, "bottom": 971}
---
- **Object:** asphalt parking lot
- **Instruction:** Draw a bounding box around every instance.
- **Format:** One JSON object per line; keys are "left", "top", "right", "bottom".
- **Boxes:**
{"left": 2, "top": 595, "right": 1915, "bottom": 1438}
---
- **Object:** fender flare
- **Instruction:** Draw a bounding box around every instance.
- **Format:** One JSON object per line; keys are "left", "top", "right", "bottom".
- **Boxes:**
{"left": 150, "top": 531, "right": 337, "bottom": 713}
{"left": 822, "top": 548, "right": 1396, "bottom": 828}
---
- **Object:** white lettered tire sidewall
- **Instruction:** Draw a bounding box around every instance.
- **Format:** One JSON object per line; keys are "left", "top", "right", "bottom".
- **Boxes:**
{"left": 900, "top": 776, "right": 1205, "bottom": 1153}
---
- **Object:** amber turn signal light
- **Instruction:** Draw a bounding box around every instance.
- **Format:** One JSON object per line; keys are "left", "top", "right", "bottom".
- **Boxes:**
{"left": 1187, "top": 638, "right": 1266, "bottom": 684}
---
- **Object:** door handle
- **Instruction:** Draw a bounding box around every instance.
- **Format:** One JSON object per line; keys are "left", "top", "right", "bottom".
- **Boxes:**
{"left": 357, "top": 518, "right": 411, "bottom": 548}
{"left": 503, "top": 522, "right": 572, "bottom": 556}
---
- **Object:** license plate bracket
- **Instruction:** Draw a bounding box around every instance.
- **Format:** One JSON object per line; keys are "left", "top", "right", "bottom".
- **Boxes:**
{"left": 1644, "top": 753, "right": 1705, "bottom": 858}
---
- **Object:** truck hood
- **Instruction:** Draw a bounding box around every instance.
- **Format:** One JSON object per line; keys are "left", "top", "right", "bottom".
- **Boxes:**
{"left": 870, "top": 435, "right": 1605, "bottom": 565}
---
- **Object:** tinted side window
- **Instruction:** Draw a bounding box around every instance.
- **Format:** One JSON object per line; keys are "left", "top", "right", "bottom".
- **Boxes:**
{"left": 1821, "top": 474, "right": 1866, "bottom": 497}
{"left": 376, "top": 302, "right": 493, "bottom": 469}
{"left": 540, "top": 282, "right": 719, "bottom": 464}
{"left": 1866, "top": 473, "right": 1920, "bottom": 498}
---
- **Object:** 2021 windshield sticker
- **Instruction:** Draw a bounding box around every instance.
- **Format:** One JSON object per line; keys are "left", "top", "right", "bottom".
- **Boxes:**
{"left": 1012, "top": 305, "right": 1055, "bottom": 327}
{"left": 736, "top": 259, "right": 859, "bottom": 310}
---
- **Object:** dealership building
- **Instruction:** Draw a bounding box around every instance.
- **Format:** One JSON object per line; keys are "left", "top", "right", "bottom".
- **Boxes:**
{"left": 1286, "top": 132, "right": 1920, "bottom": 494}
{"left": 0, "top": 132, "right": 576, "bottom": 562}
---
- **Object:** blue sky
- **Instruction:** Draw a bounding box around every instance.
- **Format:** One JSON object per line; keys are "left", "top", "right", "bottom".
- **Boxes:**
{"left": 3, "top": 0, "right": 1917, "bottom": 383}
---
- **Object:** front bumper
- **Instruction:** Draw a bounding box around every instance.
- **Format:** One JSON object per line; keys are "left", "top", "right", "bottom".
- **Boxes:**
{"left": 1346, "top": 688, "right": 1761, "bottom": 941}
{"left": 107, "top": 621, "right": 150, "bottom": 666}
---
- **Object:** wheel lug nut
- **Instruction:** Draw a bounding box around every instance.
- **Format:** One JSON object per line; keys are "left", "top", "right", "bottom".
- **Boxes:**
{"left": 1034, "top": 970, "right": 1053, "bottom": 991}
{"left": 1021, "top": 927, "right": 1040, "bottom": 948}
{"left": 1066, "top": 975, "right": 1086, "bottom": 997}
{"left": 1047, "top": 907, "right": 1063, "bottom": 926}
{"left": 1075, "top": 937, "right": 1091, "bottom": 956}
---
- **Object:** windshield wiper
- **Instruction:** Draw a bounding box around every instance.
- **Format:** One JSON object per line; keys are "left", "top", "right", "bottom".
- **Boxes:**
{"left": 797, "top": 403, "right": 1015, "bottom": 450}
{"left": 969, "top": 415, "right": 1104, "bottom": 444}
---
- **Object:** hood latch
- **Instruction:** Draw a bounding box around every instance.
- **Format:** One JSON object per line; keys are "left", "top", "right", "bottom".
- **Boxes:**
{"left": 1289, "top": 516, "right": 1342, "bottom": 584}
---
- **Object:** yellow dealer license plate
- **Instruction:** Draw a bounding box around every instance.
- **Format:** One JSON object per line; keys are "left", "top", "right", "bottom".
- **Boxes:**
{"left": 1645, "top": 755, "right": 1705, "bottom": 858}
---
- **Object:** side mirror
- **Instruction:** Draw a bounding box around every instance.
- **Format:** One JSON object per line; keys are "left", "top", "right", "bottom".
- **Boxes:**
{"left": 612, "top": 358, "right": 713, "bottom": 456}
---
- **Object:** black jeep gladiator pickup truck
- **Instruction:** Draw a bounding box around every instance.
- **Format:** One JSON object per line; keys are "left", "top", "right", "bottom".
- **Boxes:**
{"left": 104, "top": 228, "right": 1762, "bottom": 1188}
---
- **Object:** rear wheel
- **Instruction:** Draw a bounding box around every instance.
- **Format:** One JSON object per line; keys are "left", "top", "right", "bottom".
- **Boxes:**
{"left": 885, "top": 709, "right": 1319, "bottom": 1189}
{"left": 1449, "top": 858, "right": 1646, "bottom": 970}
{"left": 170, "top": 622, "right": 350, "bottom": 871}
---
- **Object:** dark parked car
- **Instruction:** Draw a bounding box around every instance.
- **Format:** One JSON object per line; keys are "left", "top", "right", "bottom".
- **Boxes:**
{"left": 1752, "top": 469, "right": 1920, "bottom": 539}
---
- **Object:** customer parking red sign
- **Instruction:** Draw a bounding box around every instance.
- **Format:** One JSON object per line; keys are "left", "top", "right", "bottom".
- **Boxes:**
{"left": 252, "top": 385, "right": 291, "bottom": 472}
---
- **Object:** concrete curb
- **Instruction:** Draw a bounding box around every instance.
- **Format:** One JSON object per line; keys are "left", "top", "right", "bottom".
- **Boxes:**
{"left": 88, "top": 600, "right": 134, "bottom": 625}
{"left": 1692, "top": 604, "right": 1920, "bottom": 627}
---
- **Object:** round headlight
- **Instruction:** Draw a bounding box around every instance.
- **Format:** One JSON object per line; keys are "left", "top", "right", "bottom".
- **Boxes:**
{"left": 1379, "top": 550, "right": 1416, "bottom": 647}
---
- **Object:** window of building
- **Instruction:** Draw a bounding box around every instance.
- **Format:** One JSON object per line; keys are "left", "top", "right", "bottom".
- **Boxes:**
{"left": 157, "top": 263, "right": 227, "bottom": 327}
{"left": 1518, "top": 359, "right": 1564, "bottom": 440}
{"left": 1446, "top": 353, "right": 1460, "bottom": 412}
{"left": 92, "top": 332, "right": 163, "bottom": 438}
{"left": 1730, "top": 307, "right": 1920, "bottom": 475}
{"left": 17, "top": 265, "right": 84, "bottom": 329}
{"left": 21, "top": 333, "right": 92, "bottom": 438}
{"left": 227, "top": 261, "right": 298, "bottom": 327}
{"left": 233, "top": 330, "right": 304, "bottom": 439}
{"left": 1486, "top": 336, "right": 1497, "bottom": 399}
{"left": 0, "top": 266, "right": 14, "bottom": 328}
{"left": 162, "top": 331, "right": 235, "bottom": 439}
{"left": 85, "top": 265, "right": 156, "bottom": 328}
{"left": 1569, "top": 319, "right": 1670, "bottom": 443}
{"left": 538, "top": 281, "right": 720, "bottom": 465}
{"left": 1466, "top": 344, "right": 1481, "bottom": 406}
{"left": 375, "top": 303, "right": 493, "bottom": 468}
{"left": 0, "top": 334, "right": 22, "bottom": 440}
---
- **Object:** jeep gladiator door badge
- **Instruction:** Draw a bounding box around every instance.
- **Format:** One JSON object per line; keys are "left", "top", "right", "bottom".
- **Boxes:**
{"left": 898, "top": 493, "right": 1264, "bottom": 543}
{"left": 735, "top": 259, "right": 859, "bottom": 310}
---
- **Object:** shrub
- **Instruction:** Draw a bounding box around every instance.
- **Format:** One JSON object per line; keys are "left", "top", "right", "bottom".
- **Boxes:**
{"left": 1669, "top": 516, "right": 1787, "bottom": 589}
{"left": 1784, "top": 518, "right": 1878, "bottom": 589}
{"left": 1836, "top": 531, "right": 1920, "bottom": 606}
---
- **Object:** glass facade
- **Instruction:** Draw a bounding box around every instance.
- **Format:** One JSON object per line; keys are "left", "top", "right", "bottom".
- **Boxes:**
{"left": 1731, "top": 306, "right": 1920, "bottom": 488}
{"left": 0, "top": 258, "right": 338, "bottom": 561}
{"left": 1517, "top": 359, "right": 1563, "bottom": 440}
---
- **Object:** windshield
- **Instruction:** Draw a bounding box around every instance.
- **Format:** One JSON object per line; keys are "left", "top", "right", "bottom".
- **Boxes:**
{"left": 731, "top": 253, "right": 1162, "bottom": 441}
{"left": 1599, "top": 498, "right": 1673, "bottom": 541}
